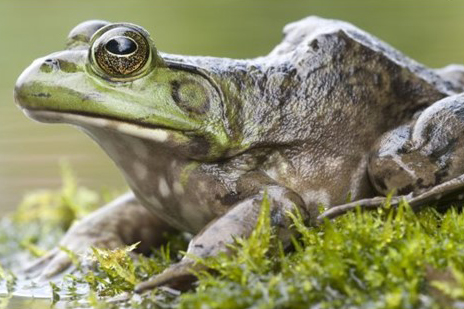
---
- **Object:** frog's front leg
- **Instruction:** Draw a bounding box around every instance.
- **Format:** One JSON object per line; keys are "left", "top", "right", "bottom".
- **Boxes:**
{"left": 135, "top": 185, "right": 308, "bottom": 293}
{"left": 24, "top": 192, "right": 174, "bottom": 279}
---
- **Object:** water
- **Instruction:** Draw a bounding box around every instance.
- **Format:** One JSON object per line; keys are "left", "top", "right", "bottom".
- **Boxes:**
{"left": 1, "top": 284, "right": 90, "bottom": 309}
{"left": 1, "top": 0, "right": 464, "bottom": 307}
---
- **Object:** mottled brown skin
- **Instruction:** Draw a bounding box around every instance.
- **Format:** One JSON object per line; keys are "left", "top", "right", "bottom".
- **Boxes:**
{"left": 14, "top": 17, "right": 464, "bottom": 292}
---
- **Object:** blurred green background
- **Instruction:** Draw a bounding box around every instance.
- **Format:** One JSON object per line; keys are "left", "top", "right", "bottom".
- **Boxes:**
{"left": 1, "top": 0, "right": 464, "bottom": 214}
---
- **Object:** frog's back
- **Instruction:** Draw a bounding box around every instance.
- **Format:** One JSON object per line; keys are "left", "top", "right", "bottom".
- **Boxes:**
{"left": 268, "top": 16, "right": 455, "bottom": 95}
{"left": 241, "top": 16, "right": 455, "bottom": 147}
{"left": 238, "top": 17, "right": 459, "bottom": 208}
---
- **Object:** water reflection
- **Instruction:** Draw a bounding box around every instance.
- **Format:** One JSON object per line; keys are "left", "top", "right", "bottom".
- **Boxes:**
{"left": 1, "top": 297, "right": 55, "bottom": 309}
{"left": 1, "top": 281, "right": 61, "bottom": 309}
{"left": 0, "top": 273, "right": 93, "bottom": 309}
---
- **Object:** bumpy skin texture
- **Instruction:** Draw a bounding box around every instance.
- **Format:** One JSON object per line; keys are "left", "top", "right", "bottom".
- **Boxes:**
{"left": 14, "top": 16, "right": 464, "bottom": 290}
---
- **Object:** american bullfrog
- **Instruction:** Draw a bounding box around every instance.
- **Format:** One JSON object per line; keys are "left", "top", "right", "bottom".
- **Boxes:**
{"left": 14, "top": 16, "right": 464, "bottom": 292}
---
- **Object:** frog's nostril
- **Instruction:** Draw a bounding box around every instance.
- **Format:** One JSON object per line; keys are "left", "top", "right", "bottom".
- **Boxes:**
{"left": 44, "top": 58, "right": 57, "bottom": 65}
{"left": 41, "top": 58, "right": 59, "bottom": 72}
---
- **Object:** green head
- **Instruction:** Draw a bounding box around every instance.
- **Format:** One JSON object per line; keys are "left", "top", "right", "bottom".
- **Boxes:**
{"left": 14, "top": 20, "right": 233, "bottom": 160}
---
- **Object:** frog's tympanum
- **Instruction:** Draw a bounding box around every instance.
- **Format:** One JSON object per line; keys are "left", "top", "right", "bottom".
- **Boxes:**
{"left": 14, "top": 17, "right": 464, "bottom": 291}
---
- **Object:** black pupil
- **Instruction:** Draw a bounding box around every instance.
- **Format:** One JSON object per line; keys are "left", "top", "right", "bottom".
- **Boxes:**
{"left": 105, "top": 37, "right": 137, "bottom": 55}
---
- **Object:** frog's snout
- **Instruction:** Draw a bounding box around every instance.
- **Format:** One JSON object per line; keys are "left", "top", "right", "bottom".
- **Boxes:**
{"left": 14, "top": 50, "right": 86, "bottom": 113}
{"left": 14, "top": 57, "right": 46, "bottom": 109}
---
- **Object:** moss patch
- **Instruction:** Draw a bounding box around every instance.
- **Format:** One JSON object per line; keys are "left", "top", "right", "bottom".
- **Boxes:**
{"left": 1, "top": 169, "right": 464, "bottom": 308}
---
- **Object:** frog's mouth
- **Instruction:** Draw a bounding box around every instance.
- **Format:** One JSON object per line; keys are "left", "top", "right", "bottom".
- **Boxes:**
{"left": 20, "top": 108, "right": 179, "bottom": 144}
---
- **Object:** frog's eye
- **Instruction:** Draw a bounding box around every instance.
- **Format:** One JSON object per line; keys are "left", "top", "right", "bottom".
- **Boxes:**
{"left": 90, "top": 25, "right": 151, "bottom": 78}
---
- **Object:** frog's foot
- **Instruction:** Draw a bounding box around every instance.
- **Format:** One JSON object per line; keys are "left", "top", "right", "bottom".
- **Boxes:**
{"left": 135, "top": 260, "right": 198, "bottom": 293}
{"left": 24, "top": 192, "right": 174, "bottom": 280}
{"left": 23, "top": 231, "right": 126, "bottom": 280}
{"left": 318, "top": 174, "right": 464, "bottom": 222}
{"left": 135, "top": 185, "right": 309, "bottom": 293}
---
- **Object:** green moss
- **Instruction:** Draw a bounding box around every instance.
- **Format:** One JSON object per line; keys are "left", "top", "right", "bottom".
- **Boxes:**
{"left": 2, "top": 169, "right": 464, "bottom": 308}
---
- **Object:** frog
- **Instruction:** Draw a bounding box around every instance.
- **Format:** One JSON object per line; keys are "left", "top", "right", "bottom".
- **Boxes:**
{"left": 13, "top": 16, "right": 464, "bottom": 292}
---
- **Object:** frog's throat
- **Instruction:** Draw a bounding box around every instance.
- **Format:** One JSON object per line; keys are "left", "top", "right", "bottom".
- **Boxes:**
{"left": 22, "top": 109, "right": 177, "bottom": 143}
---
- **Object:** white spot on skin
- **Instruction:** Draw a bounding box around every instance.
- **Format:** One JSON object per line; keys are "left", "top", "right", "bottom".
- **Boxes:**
{"left": 301, "top": 189, "right": 331, "bottom": 210}
{"left": 173, "top": 182, "right": 185, "bottom": 195}
{"left": 133, "top": 140, "right": 149, "bottom": 158}
{"left": 265, "top": 166, "right": 279, "bottom": 180}
{"left": 148, "top": 195, "right": 163, "bottom": 210}
{"left": 198, "top": 181, "right": 208, "bottom": 192}
{"left": 133, "top": 161, "right": 148, "bottom": 180}
{"left": 280, "top": 161, "right": 289, "bottom": 173}
{"left": 159, "top": 177, "right": 171, "bottom": 198}
{"left": 171, "top": 160, "right": 177, "bottom": 169}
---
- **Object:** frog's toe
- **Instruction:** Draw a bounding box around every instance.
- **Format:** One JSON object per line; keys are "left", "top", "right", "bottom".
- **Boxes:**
{"left": 38, "top": 251, "right": 74, "bottom": 280}
{"left": 23, "top": 248, "right": 75, "bottom": 280}
{"left": 316, "top": 196, "right": 406, "bottom": 223}
{"left": 135, "top": 260, "right": 198, "bottom": 293}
